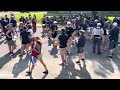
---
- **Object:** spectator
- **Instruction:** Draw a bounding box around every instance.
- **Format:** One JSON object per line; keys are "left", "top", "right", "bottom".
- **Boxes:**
{"left": 108, "top": 22, "right": 119, "bottom": 58}
{"left": 57, "top": 28, "right": 69, "bottom": 66}
{"left": 76, "top": 30, "right": 86, "bottom": 64}
{"left": 91, "top": 23, "right": 104, "bottom": 54}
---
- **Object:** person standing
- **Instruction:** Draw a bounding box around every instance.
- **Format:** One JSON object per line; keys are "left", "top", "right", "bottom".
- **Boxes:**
{"left": 27, "top": 24, "right": 34, "bottom": 44}
{"left": 57, "top": 28, "right": 69, "bottom": 66}
{"left": 91, "top": 23, "right": 104, "bottom": 54}
{"left": 4, "top": 15, "right": 9, "bottom": 25}
{"left": 26, "top": 37, "right": 48, "bottom": 75}
{"left": 32, "top": 14, "right": 37, "bottom": 33}
{"left": 6, "top": 24, "right": 16, "bottom": 56}
{"left": 50, "top": 21, "right": 58, "bottom": 46}
{"left": 19, "top": 26, "right": 31, "bottom": 57}
{"left": 108, "top": 22, "right": 119, "bottom": 58}
{"left": 76, "top": 30, "right": 86, "bottom": 64}
{"left": 102, "top": 26, "right": 109, "bottom": 51}
{"left": 10, "top": 16, "right": 18, "bottom": 37}
{"left": 0, "top": 17, "right": 7, "bottom": 37}
{"left": 65, "top": 21, "right": 74, "bottom": 55}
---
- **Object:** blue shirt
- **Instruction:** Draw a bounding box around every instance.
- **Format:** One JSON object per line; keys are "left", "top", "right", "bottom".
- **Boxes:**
{"left": 77, "top": 35, "right": 86, "bottom": 47}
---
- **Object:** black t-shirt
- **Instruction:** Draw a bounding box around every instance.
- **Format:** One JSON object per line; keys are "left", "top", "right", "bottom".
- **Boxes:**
{"left": 51, "top": 25, "right": 58, "bottom": 31}
{"left": 5, "top": 18, "right": 9, "bottom": 24}
{"left": 1, "top": 20, "right": 7, "bottom": 30}
{"left": 6, "top": 31, "right": 13, "bottom": 41}
{"left": 10, "top": 19, "right": 17, "bottom": 27}
{"left": 65, "top": 27, "right": 74, "bottom": 38}
{"left": 58, "top": 33, "right": 69, "bottom": 48}
{"left": 20, "top": 31, "right": 30, "bottom": 44}
{"left": 109, "top": 27, "right": 119, "bottom": 42}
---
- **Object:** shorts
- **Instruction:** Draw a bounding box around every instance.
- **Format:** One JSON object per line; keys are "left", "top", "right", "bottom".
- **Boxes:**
{"left": 60, "top": 48, "right": 67, "bottom": 55}
{"left": 109, "top": 40, "right": 117, "bottom": 50}
{"left": 22, "top": 41, "right": 30, "bottom": 45}
{"left": 37, "top": 53, "right": 43, "bottom": 59}
{"left": 77, "top": 47, "right": 84, "bottom": 53}
{"left": 7, "top": 40, "right": 15, "bottom": 47}
{"left": 30, "top": 55, "right": 37, "bottom": 64}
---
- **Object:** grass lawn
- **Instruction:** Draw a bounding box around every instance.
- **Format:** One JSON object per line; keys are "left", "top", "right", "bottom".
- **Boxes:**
{"left": 107, "top": 16, "right": 115, "bottom": 22}
{"left": 0, "top": 12, "right": 47, "bottom": 24}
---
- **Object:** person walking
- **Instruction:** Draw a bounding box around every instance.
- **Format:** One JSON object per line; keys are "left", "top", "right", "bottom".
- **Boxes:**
{"left": 26, "top": 37, "right": 48, "bottom": 75}
{"left": 91, "top": 23, "right": 104, "bottom": 54}
{"left": 19, "top": 26, "right": 31, "bottom": 57}
{"left": 6, "top": 24, "right": 16, "bottom": 56}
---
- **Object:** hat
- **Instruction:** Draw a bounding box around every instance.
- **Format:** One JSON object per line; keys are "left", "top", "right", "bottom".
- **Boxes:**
{"left": 67, "top": 21, "right": 71, "bottom": 25}
{"left": 20, "top": 22, "right": 23, "bottom": 24}
{"left": 95, "top": 19, "right": 98, "bottom": 22}
{"left": 80, "top": 30, "right": 85, "bottom": 34}
{"left": 113, "top": 22, "right": 118, "bottom": 26}
{"left": 97, "top": 23, "right": 101, "bottom": 26}
{"left": 53, "top": 21, "right": 57, "bottom": 24}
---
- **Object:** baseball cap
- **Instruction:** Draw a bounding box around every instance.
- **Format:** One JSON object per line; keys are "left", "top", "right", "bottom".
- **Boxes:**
{"left": 97, "top": 23, "right": 101, "bottom": 26}
{"left": 95, "top": 19, "right": 98, "bottom": 22}
{"left": 53, "top": 21, "right": 57, "bottom": 24}
{"left": 80, "top": 30, "right": 85, "bottom": 34}
{"left": 67, "top": 21, "right": 71, "bottom": 25}
{"left": 112, "top": 22, "right": 118, "bottom": 26}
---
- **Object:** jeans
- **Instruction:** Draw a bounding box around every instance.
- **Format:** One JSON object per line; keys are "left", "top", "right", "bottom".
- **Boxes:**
{"left": 93, "top": 38, "right": 102, "bottom": 53}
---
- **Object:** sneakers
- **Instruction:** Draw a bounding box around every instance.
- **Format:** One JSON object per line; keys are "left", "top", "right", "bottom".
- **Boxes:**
{"left": 9, "top": 52, "right": 14, "bottom": 57}
{"left": 25, "top": 71, "right": 32, "bottom": 76}
{"left": 76, "top": 61, "right": 81, "bottom": 64}
{"left": 43, "top": 70, "right": 48, "bottom": 74}
{"left": 107, "top": 55, "right": 112, "bottom": 58}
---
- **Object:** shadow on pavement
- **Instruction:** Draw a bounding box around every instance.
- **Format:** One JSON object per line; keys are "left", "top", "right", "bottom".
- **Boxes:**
{"left": 55, "top": 56, "right": 91, "bottom": 79}
{"left": 0, "top": 53, "right": 12, "bottom": 69}
{"left": 85, "top": 40, "right": 115, "bottom": 77}
{"left": 12, "top": 55, "right": 29, "bottom": 78}
{"left": 0, "top": 49, "right": 21, "bottom": 69}
{"left": 29, "top": 74, "right": 33, "bottom": 79}
{"left": 41, "top": 74, "right": 48, "bottom": 79}
{"left": 78, "top": 61, "right": 92, "bottom": 79}
{"left": 48, "top": 39, "right": 53, "bottom": 46}
{"left": 49, "top": 46, "right": 58, "bottom": 58}
{"left": 0, "top": 39, "right": 5, "bottom": 45}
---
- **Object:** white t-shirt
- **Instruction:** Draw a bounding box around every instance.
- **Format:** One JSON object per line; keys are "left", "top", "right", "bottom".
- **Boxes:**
{"left": 92, "top": 27, "right": 104, "bottom": 36}
{"left": 28, "top": 29, "right": 33, "bottom": 38}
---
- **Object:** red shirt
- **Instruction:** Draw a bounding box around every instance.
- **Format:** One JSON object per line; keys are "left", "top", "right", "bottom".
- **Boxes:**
{"left": 31, "top": 40, "right": 37, "bottom": 57}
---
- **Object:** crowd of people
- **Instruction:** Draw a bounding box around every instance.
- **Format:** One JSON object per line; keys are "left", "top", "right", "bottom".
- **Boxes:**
{"left": 42, "top": 14, "right": 120, "bottom": 65}
{"left": 0, "top": 12, "right": 120, "bottom": 76}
